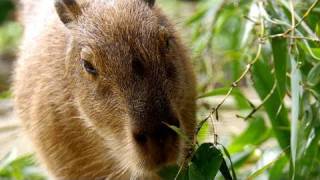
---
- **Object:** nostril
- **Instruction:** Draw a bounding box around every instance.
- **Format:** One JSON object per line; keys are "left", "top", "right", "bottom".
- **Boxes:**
{"left": 133, "top": 132, "right": 147, "bottom": 144}
{"left": 171, "top": 116, "right": 180, "bottom": 128}
{"left": 158, "top": 122, "right": 179, "bottom": 139}
{"left": 174, "top": 119, "right": 180, "bottom": 128}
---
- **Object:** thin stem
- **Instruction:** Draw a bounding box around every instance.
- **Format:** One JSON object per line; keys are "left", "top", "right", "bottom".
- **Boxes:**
{"left": 289, "top": 0, "right": 296, "bottom": 52}
{"left": 236, "top": 81, "right": 277, "bottom": 120}
{"left": 243, "top": 15, "right": 259, "bottom": 24}
{"left": 268, "top": 34, "right": 320, "bottom": 43}
{"left": 174, "top": 160, "right": 185, "bottom": 180}
{"left": 277, "top": 0, "right": 319, "bottom": 37}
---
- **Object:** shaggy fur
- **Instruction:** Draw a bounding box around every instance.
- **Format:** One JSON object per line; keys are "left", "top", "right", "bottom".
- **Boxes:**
{"left": 13, "top": 0, "right": 196, "bottom": 179}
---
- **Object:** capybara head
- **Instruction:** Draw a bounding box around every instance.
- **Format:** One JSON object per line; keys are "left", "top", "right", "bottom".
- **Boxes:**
{"left": 55, "top": 0, "right": 196, "bottom": 176}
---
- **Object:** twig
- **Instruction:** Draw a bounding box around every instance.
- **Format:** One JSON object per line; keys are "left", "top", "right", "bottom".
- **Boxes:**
{"left": 174, "top": 159, "right": 186, "bottom": 180}
{"left": 243, "top": 15, "right": 259, "bottom": 24}
{"left": 236, "top": 81, "right": 277, "bottom": 120}
{"left": 247, "top": 98, "right": 256, "bottom": 109}
{"left": 268, "top": 34, "right": 320, "bottom": 43}
{"left": 0, "top": 124, "right": 20, "bottom": 132}
{"left": 289, "top": 0, "right": 296, "bottom": 52}
{"left": 275, "top": 0, "right": 320, "bottom": 36}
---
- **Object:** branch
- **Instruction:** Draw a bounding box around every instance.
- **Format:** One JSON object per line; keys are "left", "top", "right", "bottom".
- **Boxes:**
{"left": 268, "top": 34, "right": 320, "bottom": 43}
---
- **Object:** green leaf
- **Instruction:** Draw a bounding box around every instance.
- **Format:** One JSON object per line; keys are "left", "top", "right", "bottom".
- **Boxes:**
{"left": 188, "top": 164, "right": 206, "bottom": 180}
{"left": 307, "top": 62, "right": 320, "bottom": 86}
{"left": 296, "top": 127, "right": 320, "bottom": 178}
{"left": 228, "top": 116, "right": 271, "bottom": 154}
{"left": 290, "top": 55, "right": 302, "bottom": 177}
{"left": 248, "top": 152, "right": 286, "bottom": 179}
{"left": 159, "top": 143, "right": 224, "bottom": 180}
{"left": 219, "top": 145, "right": 237, "bottom": 180}
{"left": 269, "top": 155, "right": 289, "bottom": 180}
{"left": 219, "top": 158, "right": 233, "bottom": 180}
{"left": 231, "top": 148, "right": 255, "bottom": 168}
{"left": 185, "top": 5, "right": 209, "bottom": 25}
{"left": 252, "top": 59, "right": 290, "bottom": 154}
{"left": 191, "top": 143, "right": 223, "bottom": 180}
{"left": 271, "top": 33, "right": 288, "bottom": 99}
{"left": 158, "top": 165, "right": 188, "bottom": 180}
{"left": 196, "top": 120, "right": 209, "bottom": 144}
{"left": 316, "top": 24, "right": 320, "bottom": 37}
{"left": 0, "top": 91, "right": 11, "bottom": 99}
{"left": 311, "top": 48, "right": 320, "bottom": 60}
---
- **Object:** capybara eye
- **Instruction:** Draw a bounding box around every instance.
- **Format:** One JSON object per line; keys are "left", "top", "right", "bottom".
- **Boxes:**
{"left": 80, "top": 59, "right": 98, "bottom": 75}
{"left": 132, "top": 58, "right": 144, "bottom": 77}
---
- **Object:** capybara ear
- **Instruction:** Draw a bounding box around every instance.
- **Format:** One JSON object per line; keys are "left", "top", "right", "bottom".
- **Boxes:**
{"left": 54, "top": 0, "right": 82, "bottom": 26}
{"left": 143, "top": 0, "right": 155, "bottom": 7}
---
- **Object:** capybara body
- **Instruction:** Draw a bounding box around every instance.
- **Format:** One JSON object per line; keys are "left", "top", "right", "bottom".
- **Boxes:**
{"left": 13, "top": 0, "right": 196, "bottom": 179}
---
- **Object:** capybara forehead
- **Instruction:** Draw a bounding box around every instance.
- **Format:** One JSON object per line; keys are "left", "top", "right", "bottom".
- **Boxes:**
{"left": 75, "top": 0, "right": 167, "bottom": 47}
{"left": 72, "top": 0, "right": 173, "bottom": 71}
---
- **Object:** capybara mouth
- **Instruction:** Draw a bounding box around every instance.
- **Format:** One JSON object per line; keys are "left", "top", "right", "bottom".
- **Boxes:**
{"left": 134, "top": 135, "right": 181, "bottom": 172}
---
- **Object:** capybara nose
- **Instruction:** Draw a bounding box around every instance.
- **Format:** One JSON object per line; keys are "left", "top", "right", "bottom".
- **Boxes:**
{"left": 133, "top": 131, "right": 148, "bottom": 144}
{"left": 132, "top": 117, "right": 180, "bottom": 145}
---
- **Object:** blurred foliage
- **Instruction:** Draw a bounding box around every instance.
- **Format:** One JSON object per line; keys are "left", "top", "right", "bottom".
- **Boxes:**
{"left": 0, "top": 22, "right": 22, "bottom": 55}
{"left": 0, "top": 90, "right": 11, "bottom": 99}
{"left": 0, "top": 0, "right": 21, "bottom": 54}
{"left": 0, "top": 0, "right": 15, "bottom": 25}
{"left": 0, "top": 0, "right": 21, "bottom": 93}
{"left": 181, "top": 0, "right": 320, "bottom": 179}
{"left": 0, "top": 151, "right": 45, "bottom": 180}
{"left": 160, "top": 0, "right": 320, "bottom": 179}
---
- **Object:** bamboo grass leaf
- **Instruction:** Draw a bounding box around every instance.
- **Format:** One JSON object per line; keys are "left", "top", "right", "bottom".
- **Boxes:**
{"left": 271, "top": 27, "right": 289, "bottom": 99}
{"left": 248, "top": 152, "right": 286, "bottom": 179}
{"left": 190, "top": 143, "right": 223, "bottom": 180}
{"left": 252, "top": 59, "right": 290, "bottom": 154}
{"left": 290, "top": 55, "right": 302, "bottom": 178}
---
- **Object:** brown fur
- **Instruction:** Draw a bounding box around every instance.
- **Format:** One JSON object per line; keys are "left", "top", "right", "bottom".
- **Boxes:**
{"left": 13, "top": 0, "right": 196, "bottom": 179}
